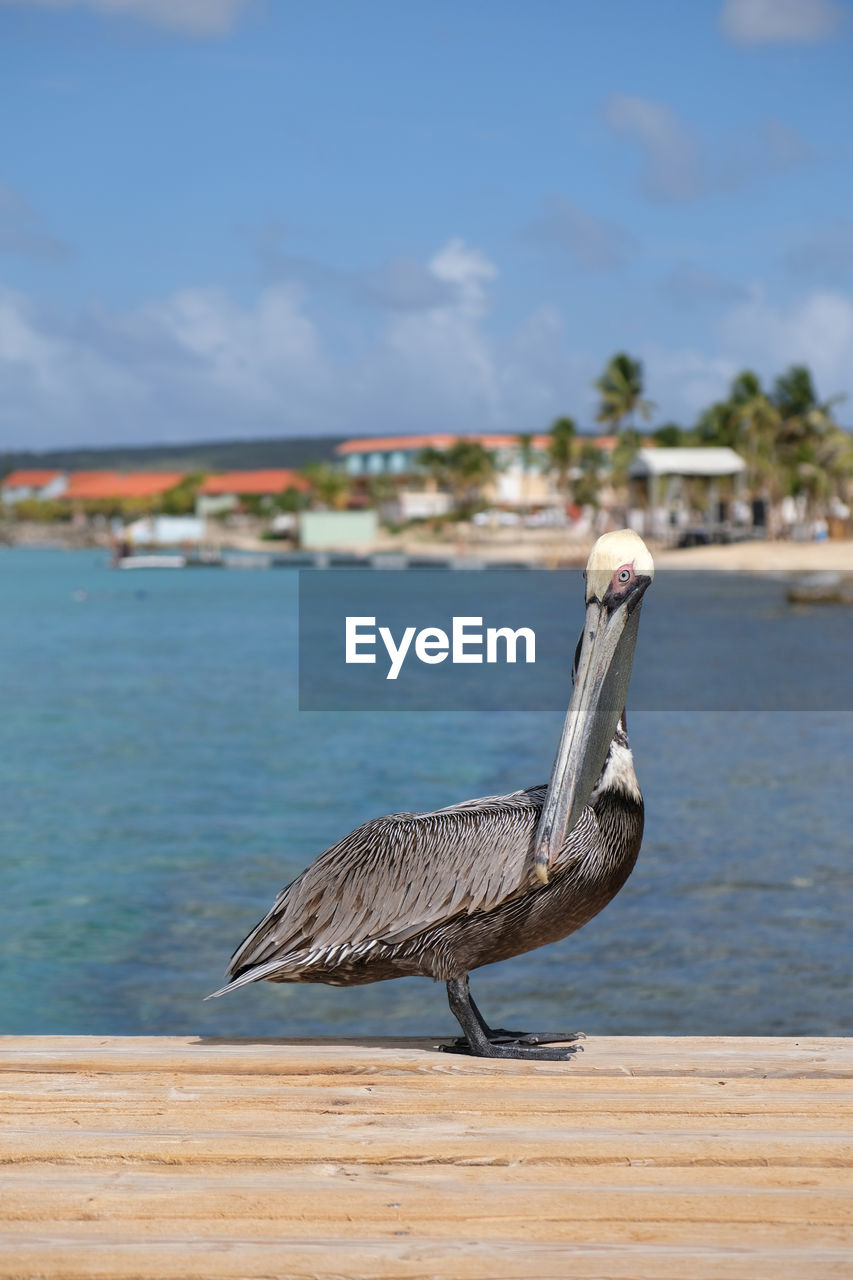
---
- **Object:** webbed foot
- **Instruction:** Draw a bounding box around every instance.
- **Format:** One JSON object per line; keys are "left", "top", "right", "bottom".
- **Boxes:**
{"left": 442, "top": 976, "right": 584, "bottom": 1062}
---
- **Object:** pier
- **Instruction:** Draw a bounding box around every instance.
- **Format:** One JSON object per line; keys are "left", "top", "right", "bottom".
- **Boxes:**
{"left": 1, "top": 1035, "right": 851, "bottom": 1278}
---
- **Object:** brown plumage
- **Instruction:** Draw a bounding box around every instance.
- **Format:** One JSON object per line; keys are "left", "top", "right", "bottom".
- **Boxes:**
{"left": 208, "top": 529, "right": 654, "bottom": 1060}
{"left": 208, "top": 728, "right": 644, "bottom": 1058}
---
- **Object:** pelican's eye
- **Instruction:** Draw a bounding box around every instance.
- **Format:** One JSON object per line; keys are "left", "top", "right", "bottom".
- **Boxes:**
{"left": 616, "top": 566, "right": 632, "bottom": 584}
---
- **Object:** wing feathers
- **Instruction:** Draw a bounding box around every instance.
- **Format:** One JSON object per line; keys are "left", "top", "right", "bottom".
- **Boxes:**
{"left": 227, "top": 787, "right": 549, "bottom": 980}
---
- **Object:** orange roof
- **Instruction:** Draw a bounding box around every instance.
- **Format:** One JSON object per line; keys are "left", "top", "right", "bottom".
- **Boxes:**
{"left": 64, "top": 472, "right": 186, "bottom": 500}
{"left": 588, "top": 435, "right": 657, "bottom": 450}
{"left": 1, "top": 469, "right": 64, "bottom": 488}
{"left": 337, "top": 434, "right": 552, "bottom": 455}
{"left": 199, "top": 469, "right": 309, "bottom": 495}
{"left": 478, "top": 434, "right": 552, "bottom": 450}
{"left": 337, "top": 434, "right": 457, "bottom": 455}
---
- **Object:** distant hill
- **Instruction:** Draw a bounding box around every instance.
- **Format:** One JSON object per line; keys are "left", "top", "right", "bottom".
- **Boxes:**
{"left": 0, "top": 435, "right": 346, "bottom": 477}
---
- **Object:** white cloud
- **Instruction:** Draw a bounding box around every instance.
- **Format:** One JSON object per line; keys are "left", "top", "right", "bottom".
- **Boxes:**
{"left": 606, "top": 95, "right": 812, "bottom": 203}
{"left": 427, "top": 238, "right": 496, "bottom": 314}
{"left": 142, "top": 285, "right": 330, "bottom": 418}
{"left": 358, "top": 241, "right": 502, "bottom": 431}
{"left": 605, "top": 95, "right": 704, "bottom": 203}
{"left": 642, "top": 346, "right": 737, "bottom": 421}
{"left": 245, "top": 223, "right": 467, "bottom": 314}
{"left": 720, "top": 0, "right": 845, "bottom": 45}
{"left": 523, "top": 197, "right": 635, "bottom": 270}
{"left": 643, "top": 290, "right": 853, "bottom": 423}
{"left": 361, "top": 258, "right": 455, "bottom": 312}
{"left": 663, "top": 263, "right": 748, "bottom": 308}
{"left": 720, "top": 117, "right": 813, "bottom": 191}
{"left": 719, "top": 287, "right": 853, "bottom": 395}
{"left": 0, "top": 288, "right": 146, "bottom": 442}
{"left": 0, "top": 241, "right": 509, "bottom": 447}
{"left": 0, "top": 0, "right": 252, "bottom": 36}
{"left": 784, "top": 221, "right": 853, "bottom": 281}
{"left": 3, "top": 243, "right": 853, "bottom": 448}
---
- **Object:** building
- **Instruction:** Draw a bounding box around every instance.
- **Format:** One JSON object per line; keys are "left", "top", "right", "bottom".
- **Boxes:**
{"left": 2, "top": 469, "right": 188, "bottom": 507}
{"left": 335, "top": 432, "right": 634, "bottom": 509}
{"left": 628, "top": 447, "right": 748, "bottom": 538}
{"left": 63, "top": 472, "right": 187, "bottom": 501}
{"left": 299, "top": 509, "right": 378, "bottom": 550}
{"left": 336, "top": 434, "right": 550, "bottom": 478}
{"left": 196, "top": 469, "right": 309, "bottom": 516}
{"left": 125, "top": 515, "right": 206, "bottom": 545}
{"left": 336, "top": 433, "right": 558, "bottom": 506}
{"left": 1, "top": 469, "right": 68, "bottom": 503}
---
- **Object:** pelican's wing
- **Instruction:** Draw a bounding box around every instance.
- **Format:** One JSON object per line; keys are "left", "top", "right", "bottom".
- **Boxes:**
{"left": 226, "top": 786, "right": 568, "bottom": 981}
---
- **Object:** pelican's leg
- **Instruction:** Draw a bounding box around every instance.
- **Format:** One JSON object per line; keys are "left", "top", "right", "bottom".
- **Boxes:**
{"left": 442, "top": 975, "right": 583, "bottom": 1061}
{"left": 466, "top": 988, "right": 585, "bottom": 1047}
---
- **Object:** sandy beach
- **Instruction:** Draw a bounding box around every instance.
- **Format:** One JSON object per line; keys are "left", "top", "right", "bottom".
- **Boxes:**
{"left": 653, "top": 538, "right": 853, "bottom": 571}
{"left": 5, "top": 519, "right": 853, "bottom": 573}
{"left": 384, "top": 530, "right": 853, "bottom": 572}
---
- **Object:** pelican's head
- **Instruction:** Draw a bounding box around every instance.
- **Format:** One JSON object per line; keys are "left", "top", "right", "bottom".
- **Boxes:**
{"left": 584, "top": 528, "right": 655, "bottom": 606}
{"left": 533, "top": 530, "right": 654, "bottom": 883}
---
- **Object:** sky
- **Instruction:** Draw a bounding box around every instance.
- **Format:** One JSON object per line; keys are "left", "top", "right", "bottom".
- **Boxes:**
{"left": 1, "top": 0, "right": 852, "bottom": 448}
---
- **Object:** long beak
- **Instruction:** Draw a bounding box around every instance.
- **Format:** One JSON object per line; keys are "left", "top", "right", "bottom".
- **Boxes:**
{"left": 533, "top": 598, "right": 643, "bottom": 884}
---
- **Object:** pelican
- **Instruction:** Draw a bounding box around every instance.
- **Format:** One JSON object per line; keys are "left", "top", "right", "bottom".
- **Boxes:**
{"left": 208, "top": 530, "right": 654, "bottom": 1060}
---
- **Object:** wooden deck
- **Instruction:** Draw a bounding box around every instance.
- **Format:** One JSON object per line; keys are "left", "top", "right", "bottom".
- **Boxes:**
{"left": 1, "top": 1035, "right": 851, "bottom": 1279}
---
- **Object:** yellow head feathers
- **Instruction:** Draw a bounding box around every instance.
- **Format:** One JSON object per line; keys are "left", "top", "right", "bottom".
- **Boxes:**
{"left": 585, "top": 529, "right": 654, "bottom": 604}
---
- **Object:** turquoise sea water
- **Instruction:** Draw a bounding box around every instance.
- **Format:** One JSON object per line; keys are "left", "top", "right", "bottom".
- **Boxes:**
{"left": 0, "top": 547, "right": 850, "bottom": 1038}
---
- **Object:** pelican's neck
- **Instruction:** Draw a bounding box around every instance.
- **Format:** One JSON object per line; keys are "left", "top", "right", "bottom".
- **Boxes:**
{"left": 590, "top": 712, "right": 641, "bottom": 806}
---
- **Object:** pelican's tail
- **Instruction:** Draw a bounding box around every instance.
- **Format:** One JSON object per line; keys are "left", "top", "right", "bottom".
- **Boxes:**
{"left": 204, "top": 957, "right": 289, "bottom": 1000}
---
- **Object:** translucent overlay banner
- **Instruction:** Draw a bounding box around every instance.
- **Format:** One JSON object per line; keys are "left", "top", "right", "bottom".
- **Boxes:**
{"left": 298, "top": 569, "right": 852, "bottom": 711}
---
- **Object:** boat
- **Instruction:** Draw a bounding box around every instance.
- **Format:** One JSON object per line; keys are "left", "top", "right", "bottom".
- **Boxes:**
{"left": 117, "top": 555, "right": 187, "bottom": 570}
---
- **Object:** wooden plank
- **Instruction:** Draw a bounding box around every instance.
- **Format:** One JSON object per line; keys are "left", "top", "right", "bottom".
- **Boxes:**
{"left": 1, "top": 1216, "right": 852, "bottom": 1245}
{"left": 1, "top": 1237, "right": 851, "bottom": 1280}
{"left": 3, "top": 1124, "right": 851, "bottom": 1167}
{"left": 4, "top": 1170, "right": 853, "bottom": 1226}
{"left": 5, "top": 1159, "right": 852, "bottom": 1190}
{"left": 2, "top": 1035, "right": 851, "bottom": 1076}
{"left": 5, "top": 1076, "right": 853, "bottom": 1114}
{"left": 5, "top": 1092, "right": 851, "bottom": 1131}
{"left": 3, "top": 1126, "right": 845, "bottom": 1167}
{"left": 1, "top": 1036, "right": 850, "bottom": 1280}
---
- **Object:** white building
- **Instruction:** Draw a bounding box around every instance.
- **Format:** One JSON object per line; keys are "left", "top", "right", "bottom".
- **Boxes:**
{"left": 1, "top": 469, "right": 68, "bottom": 503}
{"left": 628, "top": 447, "right": 748, "bottom": 538}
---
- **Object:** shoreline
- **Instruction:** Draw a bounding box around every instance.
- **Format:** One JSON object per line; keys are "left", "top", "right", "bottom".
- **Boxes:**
{"left": 4, "top": 523, "right": 853, "bottom": 572}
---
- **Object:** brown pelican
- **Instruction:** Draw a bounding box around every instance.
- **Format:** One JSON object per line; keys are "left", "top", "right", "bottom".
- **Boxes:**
{"left": 208, "top": 529, "right": 654, "bottom": 1060}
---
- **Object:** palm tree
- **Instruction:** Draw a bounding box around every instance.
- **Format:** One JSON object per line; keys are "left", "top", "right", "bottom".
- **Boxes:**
{"left": 366, "top": 473, "right": 398, "bottom": 507}
{"left": 301, "top": 462, "right": 349, "bottom": 510}
{"left": 695, "top": 399, "right": 742, "bottom": 448}
{"left": 418, "top": 441, "right": 496, "bottom": 510}
{"left": 443, "top": 440, "right": 496, "bottom": 508}
{"left": 728, "top": 370, "right": 780, "bottom": 499}
{"left": 771, "top": 365, "right": 847, "bottom": 513}
{"left": 417, "top": 446, "right": 453, "bottom": 491}
{"left": 573, "top": 441, "right": 606, "bottom": 508}
{"left": 772, "top": 366, "right": 843, "bottom": 448}
{"left": 610, "top": 427, "right": 644, "bottom": 492}
{"left": 546, "top": 416, "right": 576, "bottom": 499}
{"left": 653, "top": 422, "right": 685, "bottom": 448}
{"left": 594, "top": 354, "right": 655, "bottom": 432}
{"left": 516, "top": 432, "right": 536, "bottom": 507}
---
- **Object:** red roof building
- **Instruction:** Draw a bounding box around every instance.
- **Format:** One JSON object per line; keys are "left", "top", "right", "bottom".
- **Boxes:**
{"left": 1, "top": 469, "right": 64, "bottom": 490}
{"left": 336, "top": 434, "right": 552, "bottom": 456}
{"left": 199, "top": 469, "right": 309, "bottom": 495}
{"left": 63, "top": 472, "right": 186, "bottom": 500}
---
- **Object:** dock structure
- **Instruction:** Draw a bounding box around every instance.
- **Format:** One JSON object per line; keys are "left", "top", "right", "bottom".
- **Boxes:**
{"left": 1, "top": 1035, "right": 851, "bottom": 1278}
